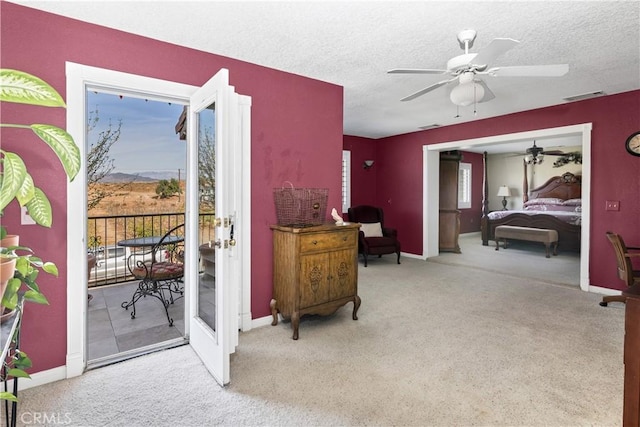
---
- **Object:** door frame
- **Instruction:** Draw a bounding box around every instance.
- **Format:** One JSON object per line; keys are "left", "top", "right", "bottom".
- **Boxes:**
{"left": 65, "top": 62, "right": 252, "bottom": 378}
{"left": 421, "top": 123, "right": 592, "bottom": 292}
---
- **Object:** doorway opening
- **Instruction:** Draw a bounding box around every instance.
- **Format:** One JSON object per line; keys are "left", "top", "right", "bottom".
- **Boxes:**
{"left": 422, "top": 123, "right": 592, "bottom": 291}
{"left": 85, "top": 91, "right": 188, "bottom": 365}
{"left": 66, "top": 63, "right": 252, "bottom": 382}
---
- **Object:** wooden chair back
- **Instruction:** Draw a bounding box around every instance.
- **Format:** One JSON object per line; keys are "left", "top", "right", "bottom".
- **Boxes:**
{"left": 607, "top": 231, "right": 635, "bottom": 286}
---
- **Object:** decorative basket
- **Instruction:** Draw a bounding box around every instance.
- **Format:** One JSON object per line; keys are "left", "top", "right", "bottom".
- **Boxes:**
{"left": 273, "top": 183, "right": 328, "bottom": 227}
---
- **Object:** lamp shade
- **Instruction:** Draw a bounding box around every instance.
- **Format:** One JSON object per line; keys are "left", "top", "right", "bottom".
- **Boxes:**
{"left": 496, "top": 186, "right": 511, "bottom": 197}
{"left": 450, "top": 81, "right": 485, "bottom": 107}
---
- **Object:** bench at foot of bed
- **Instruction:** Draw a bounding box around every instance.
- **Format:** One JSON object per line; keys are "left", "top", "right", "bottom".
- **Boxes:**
{"left": 494, "top": 225, "right": 558, "bottom": 258}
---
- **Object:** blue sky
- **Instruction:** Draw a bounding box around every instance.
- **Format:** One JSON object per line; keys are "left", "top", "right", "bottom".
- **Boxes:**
{"left": 87, "top": 91, "right": 186, "bottom": 176}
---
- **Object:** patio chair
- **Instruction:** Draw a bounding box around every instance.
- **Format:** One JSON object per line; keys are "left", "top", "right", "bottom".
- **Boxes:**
{"left": 121, "top": 224, "right": 185, "bottom": 326}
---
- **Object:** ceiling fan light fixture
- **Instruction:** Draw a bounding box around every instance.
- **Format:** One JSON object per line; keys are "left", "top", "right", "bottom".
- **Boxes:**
{"left": 525, "top": 153, "right": 544, "bottom": 165}
{"left": 450, "top": 81, "right": 485, "bottom": 107}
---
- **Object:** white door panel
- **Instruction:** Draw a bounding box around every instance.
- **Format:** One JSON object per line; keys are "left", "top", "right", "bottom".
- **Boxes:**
{"left": 187, "top": 69, "right": 243, "bottom": 386}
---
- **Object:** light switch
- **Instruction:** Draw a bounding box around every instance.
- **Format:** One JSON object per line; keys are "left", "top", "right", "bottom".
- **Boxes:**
{"left": 21, "top": 206, "right": 36, "bottom": 225}
{"left": 605, "top": 200, "right": 620, "bottom": 211}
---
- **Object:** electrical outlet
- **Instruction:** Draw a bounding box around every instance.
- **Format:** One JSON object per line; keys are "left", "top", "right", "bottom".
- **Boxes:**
{"left": 21, "top": 206, "right": 36, "bottom": 225}
{"left": 605, "top": 200, "right": 620, "bottom": 211}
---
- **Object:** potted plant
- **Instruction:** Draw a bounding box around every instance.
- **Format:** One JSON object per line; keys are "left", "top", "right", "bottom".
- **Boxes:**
{"left": 0, "top": 68, "right": 81, "bottom": 400}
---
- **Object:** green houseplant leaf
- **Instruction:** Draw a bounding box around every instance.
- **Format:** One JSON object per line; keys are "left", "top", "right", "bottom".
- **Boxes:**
{"left": 0, "top": 69, "right": 66, "bottom": 107}
{"left": 42, "top": 261, "right": 58, "bottom": 276}
{"left": 0, "top": 392, "right": 18, "bottom": 402}
{"left": 15, "top": 173, "right": 35, "bottom": 207}
{"left": 1, "top": 277, "right": 21, "bottom": 310}
{"left": 25, "top": 187, "right": 52, "bottom": 227}
{"left": 0, "top": 151, "right": 27, "bottom": 211}
{"left": 31, "top": 124, "right": 81, "bottom": 181}
{"left": 24, "top": 290, "right": 48, "bottom": 305}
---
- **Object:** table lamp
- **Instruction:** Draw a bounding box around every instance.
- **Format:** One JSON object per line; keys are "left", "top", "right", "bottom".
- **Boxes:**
{"left": 497, "top": 185, "right": 511, "bottom": 210}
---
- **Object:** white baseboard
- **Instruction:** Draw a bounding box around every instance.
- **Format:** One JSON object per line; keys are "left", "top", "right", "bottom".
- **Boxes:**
{"left": 10, "top": 365, "right": 67, "bottom": 393}
{"left": 251, "top": 314, "right": 274, "bottom": 329}
{"left": 401, "top": 251, "right": 426, "bottom": 260}
{"left": 589, "top": 284, "right": 622, "bottom": 296}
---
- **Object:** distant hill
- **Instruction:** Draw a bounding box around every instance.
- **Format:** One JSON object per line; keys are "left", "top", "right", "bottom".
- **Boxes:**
{"left": 100, "top": 171, "right": 183, "bottom": 183}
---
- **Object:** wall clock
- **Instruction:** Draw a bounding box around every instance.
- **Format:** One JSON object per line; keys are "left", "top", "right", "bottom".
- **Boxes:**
{"left": 626, "top": 131, "right": 640, "bottom": 157}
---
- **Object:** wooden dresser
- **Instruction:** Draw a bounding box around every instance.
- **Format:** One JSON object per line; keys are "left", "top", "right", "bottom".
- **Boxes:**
{"left": 439, "top": 151, "right": 462, "bottom": 253}
{"left": 270, "top": 223, "right": 361, "bottom": 340}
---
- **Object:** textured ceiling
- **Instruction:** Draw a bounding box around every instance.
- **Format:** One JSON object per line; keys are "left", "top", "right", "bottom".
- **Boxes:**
{"left": 11, "top": 1, "right": 640, "bottom": 147}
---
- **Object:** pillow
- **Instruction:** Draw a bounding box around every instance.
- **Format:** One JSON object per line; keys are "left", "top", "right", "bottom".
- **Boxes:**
{"left": 360, "top": 222, "right": 383, "bottom": 237}
{"left": 523, "top": 204, "right": 552, "bottom": 211}
{"left": 523, "top": 197, "right": 564, "bottom": 207}
{"left": 563, "top": 198, "right": 582, "bottom": 206}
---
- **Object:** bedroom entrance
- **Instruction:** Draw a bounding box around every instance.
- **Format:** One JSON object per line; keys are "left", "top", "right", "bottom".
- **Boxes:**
{"left": 422, "top": 123, "right": 592, "bottom": 291}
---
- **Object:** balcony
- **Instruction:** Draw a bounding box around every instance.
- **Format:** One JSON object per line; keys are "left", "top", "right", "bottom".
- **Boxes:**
{"left": 87, "top": 212, "right": 215, "bottom": 287}
{"left": 87, "top": 212, "right": 215, "bottom": 364}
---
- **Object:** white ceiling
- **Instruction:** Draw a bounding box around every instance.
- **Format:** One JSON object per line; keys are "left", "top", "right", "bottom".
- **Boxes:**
{"left": 12, "top": 1, "right": 640, "bottom": 153}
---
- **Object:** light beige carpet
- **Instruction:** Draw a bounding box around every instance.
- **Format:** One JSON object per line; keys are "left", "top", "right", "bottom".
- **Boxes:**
{"left": 430, "top": 232, "right": 581, "bottom": 287}
{"left": 16, "top": 251, "right": 623, "bottom": 426}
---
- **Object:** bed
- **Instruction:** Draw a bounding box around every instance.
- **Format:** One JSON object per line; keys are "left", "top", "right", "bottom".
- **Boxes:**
{"left": 480, "top": 161, "right": 582, "bottom": 252}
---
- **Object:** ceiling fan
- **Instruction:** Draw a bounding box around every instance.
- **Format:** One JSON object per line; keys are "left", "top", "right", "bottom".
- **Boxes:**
{"left": 388, "top": 29, "right": 569, "bottom": 105}
{"left": 523, "top": 140, "right": 566, "bottom": 165}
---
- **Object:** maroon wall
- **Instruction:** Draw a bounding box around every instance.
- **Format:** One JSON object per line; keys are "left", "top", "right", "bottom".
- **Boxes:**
{"left": 342, "top": 139, "right": 483, "bottom": 233}
{"left": 3, "top": 1, "right": 639, "bottom": 377}
{"left": 347, "top": 91, "right": 640, "bottom": 292}
{"left": 1, "top": 2, "right": 343, "bottom": 373}
{"left": 343, "top": 136, "right": 378, "bottom": 209}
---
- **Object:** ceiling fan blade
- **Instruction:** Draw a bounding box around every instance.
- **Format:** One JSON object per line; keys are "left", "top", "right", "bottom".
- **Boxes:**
{"left": 472, "top": 38, "right": 519, "bottom": 66}
{"left": 400, "top": 77, "right": 457, "bottom": 102}
{"left": 388, "top": 68, "right": 448, "bottom": 75}
{"left": 476, "top": 80, "right": 495, "bottom": 103}
{"left": 486, "top": 64, "right": 569, "bottom": 77}
{"left": 541, "top": 150, "right": 566, "bottom": 155}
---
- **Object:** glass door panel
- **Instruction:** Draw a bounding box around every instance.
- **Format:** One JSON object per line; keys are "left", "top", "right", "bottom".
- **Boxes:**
{"left": 197, "top": 104, "right": 217, "bottom": 332}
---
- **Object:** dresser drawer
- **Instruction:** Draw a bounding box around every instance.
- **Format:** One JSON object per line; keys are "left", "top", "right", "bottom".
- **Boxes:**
{"left": 300, "top": 230, "right": 356, "bottom": 253}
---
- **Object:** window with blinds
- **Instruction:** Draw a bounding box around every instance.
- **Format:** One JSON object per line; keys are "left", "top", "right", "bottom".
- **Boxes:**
{"left": 342, "top": 151, "right": 351, "bottom": 213}
{"left": 458, "top": 162, "right": 472, "bottom": 209}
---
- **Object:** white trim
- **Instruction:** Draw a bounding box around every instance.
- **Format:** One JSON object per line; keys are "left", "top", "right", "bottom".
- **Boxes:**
{"left": 342, "top": 150, "right": 351, "bottom": 213}
{"left": 11, "top": 366, "right": 67, "bottom": 393}
{"left": 589, "top": 285, "right": 622, "bottom": 296}
{"left": 66, "top": 62, "right": 195, "bottom": 378}
{"left": 400, "top": 251, "right": 426, "bottom": 261}
{"left": 251, "top": 315, "right": 274, "bottom": 329}
{"left": 65, "top": 62, "right": 252, "bottom": 381}
{"left": 422, "top": 123, "right": 592, "bottom": 292}
{"left": 239, "top": 94, "right": 253, "bottom": 331}
{"left": 422, "top": 146, "right": 441, "bottom": 259}
{"left": 457, "top": 162, "right": 472, "bottom": 209}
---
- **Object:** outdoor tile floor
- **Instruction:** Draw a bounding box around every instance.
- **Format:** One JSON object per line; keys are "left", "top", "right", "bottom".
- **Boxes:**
{"left": 88, "top": 281, "right": 186, "bottom": 361}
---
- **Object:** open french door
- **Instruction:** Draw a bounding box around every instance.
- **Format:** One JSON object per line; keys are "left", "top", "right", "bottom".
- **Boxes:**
{"left": 186, "top": 69, "right": 242, "bottom": 385}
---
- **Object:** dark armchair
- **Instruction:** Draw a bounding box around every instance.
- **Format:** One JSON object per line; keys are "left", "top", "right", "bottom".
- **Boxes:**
{"left": 347, "top": 205, "right": 401, "bottom": 267}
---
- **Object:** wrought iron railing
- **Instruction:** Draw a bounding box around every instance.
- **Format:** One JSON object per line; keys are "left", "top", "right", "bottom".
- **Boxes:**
{"left": 87, "top": 212, "right": 215, "bottom": 287}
